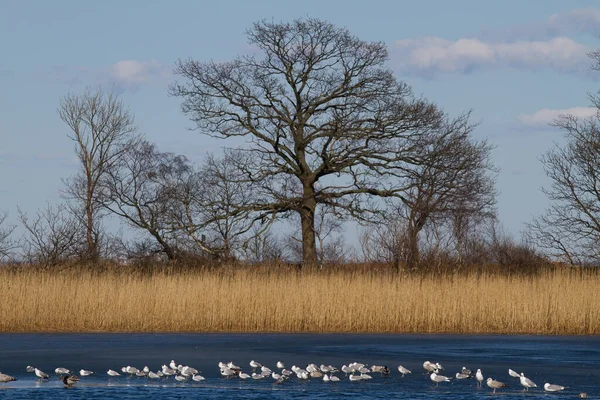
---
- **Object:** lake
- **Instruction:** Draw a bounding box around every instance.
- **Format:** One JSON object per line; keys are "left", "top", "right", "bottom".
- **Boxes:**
{"left": 0, "top": 333, "right": 598, "bottom": 399}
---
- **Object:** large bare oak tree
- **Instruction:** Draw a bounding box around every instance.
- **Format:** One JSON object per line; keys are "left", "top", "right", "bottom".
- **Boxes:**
{"left": 171, "top": 18, "right": 448, "bottom": 265}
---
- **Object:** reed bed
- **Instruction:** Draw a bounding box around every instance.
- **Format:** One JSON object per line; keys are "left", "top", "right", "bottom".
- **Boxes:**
{"left": 0, "top": 266, "right": 598, "bottom": 334}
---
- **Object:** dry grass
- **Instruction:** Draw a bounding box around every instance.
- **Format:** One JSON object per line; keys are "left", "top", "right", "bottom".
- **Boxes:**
{"left": 0, "top": 265, "right": 598, "bottom": 334}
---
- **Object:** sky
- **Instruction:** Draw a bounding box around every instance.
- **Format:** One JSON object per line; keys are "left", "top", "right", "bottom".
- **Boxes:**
{"left": 1, "top": 0, "right": 599, "bottom": 242}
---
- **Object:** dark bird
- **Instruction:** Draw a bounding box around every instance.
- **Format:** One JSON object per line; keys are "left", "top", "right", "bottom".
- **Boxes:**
{"left": 62, "top": 374, "right": 80, "bottom": 388}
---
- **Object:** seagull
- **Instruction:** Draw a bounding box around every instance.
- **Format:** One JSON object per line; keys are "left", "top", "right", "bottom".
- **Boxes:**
{"left": 125, "top": 366, "right": 139, "bottom": 376}
{"left": 62, "top": 374, "right": 79, "bottom": 388}
{"left": 520, "top": 373, "right": 537, "bottom": 391}
{"left": 148, "top": 371, "right": 160, "bottom": 379}
{"left": 35, "top": 368, "right": 49, "bottom": 380}
{"left": 456, "top": 372, "right": 471, "bottom": 379}
{"left": 249, "top": 360, "right": 261, "bottom": 370}
{"left": 476, "top": 369, "right": 484, "bottom": 386}
{"left": 461, "top": 366, "right": 472, "bottom": 376}
{"left": 192, "top": 374, "right": 205, "bottom": 382}
{"left": 276, "top": 361, "right": 285, "bottom": 369}
{"left": 79, "top": 369, "right": 94, "bottom": 377}
{"left": 330, "top": 375, "right": 340, "bottom": 382}
{"left": 174, "top": 374, "right": 187, "bottom": 382}
{"left": 55, "top": 367, "right": 70, "bottom": 376}
{"left": 239, "top": 372, "right": 250, "bottom": 379}
{"left": 423, "top": 361, "right": 436, "bottom": 373}
{"left": 508, "top": 368, "right": 520, "bottom": 378}
{"left": 169, "top": 360, "right": 178, "bottom": 370}
{"left": 0, "top": 372, "right": 16, "bottom": 387}
{"left": 107, "top": 369, "right": 121, "bottom": 377}
{"left": 251, "top": 373, "right": 264, "bottom": 380}
{"left": 544, "top": 382, "right": 566, "bottom": 392}
{"left": 26, "top": 366, "right": 35, "bottom": 373}
{"left": 349, "top": 374, "right": 362, "bottom": 381}
{"left": 487, "top": 377, "right": 507, "bottom": 393}
{"left": 398, "top": 365, "right": 412, "bottom": 377}
{"left": 430, "top": 370, "right": 451, "bottom": 386}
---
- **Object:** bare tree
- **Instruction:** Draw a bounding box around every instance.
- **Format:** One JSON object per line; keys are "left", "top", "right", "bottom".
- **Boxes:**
{"left": 101, "top": 140, "right": 187, "bottom": 261}
{"left": 0, "top": 211, "right": 17, "bottom": 261}
{"left": 167, "top": 149, "right": 274, "bottom": 259}
{"left": 18, "top": 204, "right": 84, "bottom": 266}
{"left": 390, "top": 120, "right": 497, "bottom": 269}
{"left": 59, "top": 87, "right": 138, "bottom": 261}
{"left": 528, "top": 112, "right": 600, "bottom": 265}
{"left": 171, "top": 18, "right": 449, "bottom": 265}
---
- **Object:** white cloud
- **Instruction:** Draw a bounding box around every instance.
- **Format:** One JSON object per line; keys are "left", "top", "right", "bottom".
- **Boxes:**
{"left": 516, "top": 8, "right": 600, "bottom": 39}
{"left": 391, "top": 36, "right": 590, "bottom": 76}
{"left": 518, "top": 107, "right": 598, "bottom": 126}
{"left": 108, "top": 60, "right": 167, "bottom": 86}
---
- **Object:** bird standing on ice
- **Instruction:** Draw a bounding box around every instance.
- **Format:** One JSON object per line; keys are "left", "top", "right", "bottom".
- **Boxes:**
{"left": 519, "top": 372, "right": 537, "bottom": 391}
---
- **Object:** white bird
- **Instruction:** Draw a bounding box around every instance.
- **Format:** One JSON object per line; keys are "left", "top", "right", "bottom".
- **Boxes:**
{"left": 341, "top": 365, "right": 352, "bottom": 375}
{"left": 461, "top": 366, "right": 472, "bottom": 376}
{"left": 398, "top": 365, "right": 412, "bottom": 377}
{"left": 476, "top": 369, "right": 484, "bottom": 386}
{"left": 148, "top": 371, "right": 160, "bottom": 379}
{"left": 175, "top": 374, "right": 187, "bottom": 382}
{"left": 487, "top": 377, "right": 507, "bottom": 394}
{"left": 0, "top": 372, "right": 16, "bottom": 387}
{"left": 251, "top": 372, "right": 264, "bottom": 380}
{"left": 79, "top": 369, "right": 94, "bottom": 377}
{"left": 34, "top": 368, "right": 49, "bottom": 380}
{"left": 169, "top": 360, "right": 178, "bottom": 370}
{"left": 261, "top": 366, "right": 272, "bottom": 374}
{"left": 330, "top": 375, "right": 340, "bottom": 382}
{"left": 239, "top": 372, "right": 250, "bottom": 379}
{"left": 125, "top": 366, "right": 139, "bottom": 376}
{"left": 276, "top": 361, "right": 285, "bottom": 369}
{"left": 271, "top": 372, "right": 282, "bottom": 380}
{"left": 281, "top": 369, "right": 293, "bottom": 376}
{"left": 107, "top": 369, "right": 121, "bottom": 376}
{"left": 121, "top": 367, "right": 128, "bottom": 373}
{"left": 430, "top": 371, "right": 451, "bottom": 386}
{"left": 544, "top": 382, "right": 565, "bottom": 392}
{"left": 310, "top": 370, "right": 323, "bottom": 378}
{"left": 227, "top": 362, "right": 240, "bottom": 371}
{"left": 55, "top": 367, "right": 70, "bottom": 375}
{"left": 520, "top": 373, "right": 537, "bottom": 391}
{"left": 142, "top": 366, "right": 150, "bottom": 373}
{"left": 192, "top": 374, "right": 205, "bottom": 382}
{"left": 423, "top": 361, "right": 436, "bottom": 373}
{"left": 249, "top": 360, "right": 262, "bottom": 370}
{"left": 26, "top": 366, "right": 35, "bottom": 373}
{"left": 435, "top": 362, "right": 444, "bottom": 371}
{"left": 371, "top": 365, "right": 384, "bottom": 373}
{"left": 220, "top": 367, "right": 236, "bottom": 378}
{"left": 508, "top": 368, "right": 520, "bottom": 378}
{"left": 360, "top": 373, "right": 372, "bottom": 380}
{"left": 349, "top": 374, "right": 362, "bottom": 381}
{"left": 455, "top": 372, "right": 471, "bottom": 379}
{"left": 323, "top": 374, "right": 330, "bottom": 382}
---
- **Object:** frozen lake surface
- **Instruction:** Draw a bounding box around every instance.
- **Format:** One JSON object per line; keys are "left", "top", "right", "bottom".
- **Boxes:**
{"left": 0, "top": 333, "right": 598, "bottom": 399}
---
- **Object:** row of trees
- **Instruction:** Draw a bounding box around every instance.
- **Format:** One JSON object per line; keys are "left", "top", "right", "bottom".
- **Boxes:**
{"left": 0, "top": 18, "right": 597, "bottom": 268}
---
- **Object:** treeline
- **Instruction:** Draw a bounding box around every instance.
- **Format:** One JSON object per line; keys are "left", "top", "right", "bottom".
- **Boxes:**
{"left": 0, "top": 18, "right": 599, "bottom": 271}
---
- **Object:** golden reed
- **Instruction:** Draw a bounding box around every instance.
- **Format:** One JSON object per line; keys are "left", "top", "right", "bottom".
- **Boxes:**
{"left": 0, "top": 265, "right": 598, "bottom": 334}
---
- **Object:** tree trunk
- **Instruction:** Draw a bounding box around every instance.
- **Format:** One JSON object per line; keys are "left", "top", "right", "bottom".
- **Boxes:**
{"left": 300, "top": 183, "right": 318, "bottom": 266}
{"left": 85, "top": 200, "right": 98, "bottom": 262}
{"left": 405, "top": 227, "right": 420, "bottom": 270}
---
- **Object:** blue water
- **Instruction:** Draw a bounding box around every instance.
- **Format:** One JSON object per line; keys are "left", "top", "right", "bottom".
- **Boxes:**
{"left": 0, "top": 333, "right": 598, "bottom": 399}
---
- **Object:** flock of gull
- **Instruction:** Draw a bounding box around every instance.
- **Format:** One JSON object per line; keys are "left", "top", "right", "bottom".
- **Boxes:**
{"left": 0, "top": 359, "right": 587, "bottom": 397}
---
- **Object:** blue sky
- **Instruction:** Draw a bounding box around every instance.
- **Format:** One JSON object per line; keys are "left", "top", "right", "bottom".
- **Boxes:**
{"left": 1, "top": 0, "right": 599, "bottom": 240}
